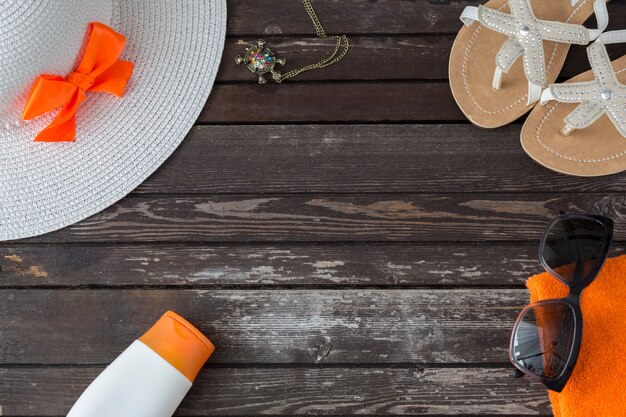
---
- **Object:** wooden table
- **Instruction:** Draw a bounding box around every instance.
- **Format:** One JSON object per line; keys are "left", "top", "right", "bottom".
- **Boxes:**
{"left": 3, "top": 1, "right": 626, "bottom": 415}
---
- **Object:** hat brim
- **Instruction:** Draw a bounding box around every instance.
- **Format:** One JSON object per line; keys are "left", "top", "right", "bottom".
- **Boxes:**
{"left": 0, "top": 0, "right": 227, "bottom": 240}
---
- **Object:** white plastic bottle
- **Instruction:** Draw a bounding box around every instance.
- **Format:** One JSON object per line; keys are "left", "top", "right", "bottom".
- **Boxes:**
{"left": 67, "top": 311, "right": 215, "bottom": 417}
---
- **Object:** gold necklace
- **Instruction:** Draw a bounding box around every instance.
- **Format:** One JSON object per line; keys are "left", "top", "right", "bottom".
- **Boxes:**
{"left": 235, "top": 0, "right": 350, "bottom": 84}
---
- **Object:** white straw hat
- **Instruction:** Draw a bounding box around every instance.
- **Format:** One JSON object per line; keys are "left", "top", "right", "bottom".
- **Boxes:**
{"left": 0, "top": 0, "right": 226, "bottom": 240}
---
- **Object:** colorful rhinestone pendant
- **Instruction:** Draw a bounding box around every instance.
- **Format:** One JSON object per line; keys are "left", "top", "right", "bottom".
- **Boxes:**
{"left": 235, "top": 39, "right": 286, "bottom": 84}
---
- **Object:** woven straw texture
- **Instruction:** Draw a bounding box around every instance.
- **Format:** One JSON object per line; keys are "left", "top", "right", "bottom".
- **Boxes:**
{"left": 0, "top": 0, "right": 227, "bottom": 241}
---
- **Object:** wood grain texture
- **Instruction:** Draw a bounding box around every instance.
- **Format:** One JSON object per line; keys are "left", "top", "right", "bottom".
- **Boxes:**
{"left": 7, "top": 243, "right": 624, "bottom": 288}
{"left": 0, "top": 244, "right": 552, "bottom": 287}
{"left": 10, "top": 0, "right": 622, "bottom": 413}
{"left": 218, "top": 36, "right": 626, "bottom": 82}
{"left": 227, "top": 0, "right": 471, "bottom": 36}
{"left": 226, "top": 0, "right": 626, "bottom": 36}
{"left": 0, "top": 289, "right": 525, "bottom": 365}
{"left": 0, "top": 366, "right": 551, "bottom": 416}
{"left": 11, "top": 194, "right": 626, "bottom": 243}
{"left": 220, "top": 36, "right": 454, "bottom": 82}
{"left": 0, "top": 366, "right": 550, "bottom": 417}
{"left": 200, "top": 83, "right": 462, "bottom": 123}
{"left": 135, "top": 125, "right": 626, "bottom": 194}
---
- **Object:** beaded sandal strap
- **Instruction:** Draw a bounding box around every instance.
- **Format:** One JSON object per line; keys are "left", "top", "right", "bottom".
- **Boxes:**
{"left": 541, "top": 30, "right": 626, "bottom": 138}
{"left": 460, "top": 0, "right": 609, "bottom": 105}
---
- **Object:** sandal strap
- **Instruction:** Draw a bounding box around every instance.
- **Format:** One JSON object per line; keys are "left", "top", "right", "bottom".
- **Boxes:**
{"left": 596, "top": 29, "right": 626, "bottom": 45}
{"left": 541, "top": 30, "right": 626, "bottom": 138}
{"left": 461, "top": 0, "right": 609, "bottom": 105}
{"left": 588, "top": 0, "right": 610, "bottom": 41}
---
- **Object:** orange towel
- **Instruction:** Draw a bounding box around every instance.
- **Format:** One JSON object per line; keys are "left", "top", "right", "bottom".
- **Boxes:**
{"left": 526, "top": 255, "right": 626, "bottom": 417}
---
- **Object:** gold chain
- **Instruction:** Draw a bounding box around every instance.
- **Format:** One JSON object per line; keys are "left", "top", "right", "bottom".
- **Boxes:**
{"left": 277, "top": 0, "right": 349, "bottom": 82}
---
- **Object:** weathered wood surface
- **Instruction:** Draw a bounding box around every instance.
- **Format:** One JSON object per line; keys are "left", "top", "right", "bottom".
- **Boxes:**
{"left": 11, "top": 194, "right": 626, "bottom": 243}
{"left": 8, "top": 0, "right": 622, "bottom": 414}
{"left": 4, "top": 243, "right": 625, "bottom": 288}
{"left": 218, "top": 37, "right": 626, "bottom": 82}
{"left": 0, "top": 367, "right": 551, "bottom": 416}
{"left": 134, "top": 125, "right": 626, "bottom": 194}
{"left": 0, "top": 289, "right": 525, "bottom": 365}
{"left": 226, "top": 0, "right": 626, "bottom": 35}
{"left": 0, "top": 244, "right": 544, "bottom": 287}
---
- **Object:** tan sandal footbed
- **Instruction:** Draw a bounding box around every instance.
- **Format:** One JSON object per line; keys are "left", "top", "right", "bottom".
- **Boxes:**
{"left": 521, "top": 54, "right": 626, "bottom": 177}
{"left": 449, "top": 0, "right": 600, "bottom": 129}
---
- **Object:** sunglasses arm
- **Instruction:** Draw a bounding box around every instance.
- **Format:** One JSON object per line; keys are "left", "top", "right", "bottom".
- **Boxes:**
{"left": 511, "top": 368, "right": 525, "bottom": 378}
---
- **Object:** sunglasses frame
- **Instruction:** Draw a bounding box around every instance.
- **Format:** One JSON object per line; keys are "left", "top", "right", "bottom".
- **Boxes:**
{"left": 509, "top": 213, "right": 613, "bottom": 392}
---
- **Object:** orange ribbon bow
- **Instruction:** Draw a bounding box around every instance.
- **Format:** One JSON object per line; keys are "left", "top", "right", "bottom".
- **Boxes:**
{"left": 22, "top": 22, "right": 134, "bottom": 142}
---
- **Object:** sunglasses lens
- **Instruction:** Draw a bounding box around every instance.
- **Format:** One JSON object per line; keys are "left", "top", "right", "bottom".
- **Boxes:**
{"left": 512, "top": 303, "right": 576, "bottom": 380}
{"left": 542, "top": 217, "right": 607, "bottom": 284}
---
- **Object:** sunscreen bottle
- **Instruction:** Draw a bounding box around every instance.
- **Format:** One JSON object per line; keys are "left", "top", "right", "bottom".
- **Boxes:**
{"left": 67, "top": 311, "right": 215, "bottom": 417}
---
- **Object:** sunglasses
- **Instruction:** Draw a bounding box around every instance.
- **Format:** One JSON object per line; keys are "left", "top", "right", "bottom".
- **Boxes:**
{"left": 509, "top": 212, "right": 614, "bottom": 392}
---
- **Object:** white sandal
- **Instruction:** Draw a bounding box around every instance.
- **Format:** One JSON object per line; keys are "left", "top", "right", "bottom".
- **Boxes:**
{"left": 449, "top": 0, "right": 609, "bottom": 128}
{"left": 522, "top": 30, "right": 626, "bottom": 176}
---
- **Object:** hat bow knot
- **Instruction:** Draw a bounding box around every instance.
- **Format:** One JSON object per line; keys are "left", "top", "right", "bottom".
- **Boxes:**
{"left": 22, "top": 22, "right": 134, "bottom": 142}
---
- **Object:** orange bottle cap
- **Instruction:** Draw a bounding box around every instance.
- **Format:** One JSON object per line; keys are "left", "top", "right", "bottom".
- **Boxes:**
{"left": 139, "top": 311, "right": 215, "bottom": 382}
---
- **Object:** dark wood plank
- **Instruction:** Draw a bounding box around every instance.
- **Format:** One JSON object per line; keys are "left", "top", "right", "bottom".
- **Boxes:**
{"left": 0, "top": 289, "right": 526, "bottom": 364}
{"left": 226, "top": 0, "right": 626, "bottom": 36}
{"left": 11, "top": 194, "right": 626, "bottom": 243}
{"left": 0, "top": 244, "right": 552, "bottom": 287}
{"left": 0, "top": 366, "right": 551, "bottom": 415}
{"left": 219, "top": 36, "right": 454, "bottom": 82}
{"left": 227, "top": 0, "right": 471, "bottom": 36}
{"left": 200, "top": 83, "right": 461, "bottom": 123}
{"left": 4, "top": 243, "right": 622, "bottom": 288}
{"left": 135, "top": 125, "right": 626, "bottom": 194}
{"left": 218, "top": 37, "right": 626, "bottom": 82}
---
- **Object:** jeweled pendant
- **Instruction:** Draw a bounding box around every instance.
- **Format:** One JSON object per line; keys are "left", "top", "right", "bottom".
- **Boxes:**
{"left": 235, "top": 39, "right": 287, "bottom": 84}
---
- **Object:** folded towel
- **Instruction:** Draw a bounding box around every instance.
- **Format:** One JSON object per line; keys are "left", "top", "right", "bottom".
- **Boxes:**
{"left": 526, "top": 255, "right": 626, "bottom": 417}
